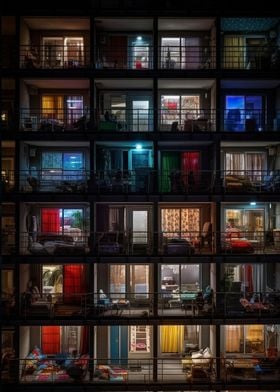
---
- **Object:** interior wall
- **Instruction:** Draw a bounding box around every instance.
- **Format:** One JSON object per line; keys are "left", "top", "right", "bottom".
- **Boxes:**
{"left": 30, "top": 326, "right": 41, "bottom": 349}
{"left": 19, "top": 326, "right": 30, "bottom": 359}
{"left": 96, "top": 326, "right": 108, "bottom": 359}
{"left": 20, "top": 81, "right": 30, "bottom": 110}
{"left": 20, "top": 264, "right": 31, "bottom": 293}
{"left": 20, "top": 19, "right": 30, "bottom": 46}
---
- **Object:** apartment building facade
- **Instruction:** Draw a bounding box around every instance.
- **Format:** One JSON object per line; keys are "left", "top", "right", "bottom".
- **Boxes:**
{"left": 1, "top": 3, "right": 280, "bottom": 391}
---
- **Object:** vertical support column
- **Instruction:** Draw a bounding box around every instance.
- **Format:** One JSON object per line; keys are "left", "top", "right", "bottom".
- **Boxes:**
{"left": 153, "top": 17, "right": 158, "bottom": 71}
{"left": 153, "top": 325, "right": 158, "bottom": 382}
{"left": 153, "top": 78, "right": 158, "bottom": 135}
{"left": 90, "top": 16, "right": 96, "bottom": 69}
{"left": 89, "top": 325, "right": 94, "bottom": 380}
{"left": 14, "top": 263, "right": 20, "bottom": 319}
{"left": 215, "top": 16, "right": 221, "bottom": 72}
{"left": 90, "top": 77, "right": 95, "bottom": 130}
{"left": 15, "top": 141, "right": 20, "bottom": 255}
{"left": 216, "top": 324, "right": 221, "bottom": 381}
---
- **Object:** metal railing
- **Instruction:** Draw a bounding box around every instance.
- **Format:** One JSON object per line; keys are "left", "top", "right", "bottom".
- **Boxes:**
{"left": 4, "top": 169, "right": 280, "bottom": 194}
{"left": 96, "top": 45, "right": 153, "bottom": 69}
{"left": 3, "top": 229, "right": 280, "bottom": 256}
{"left": 20, "top": 231, "right": 90, "bottom": 256}
{"left": 159, "top": 45, "right": 216, "bottom": 69}
{"left": 96, "top": 108, "right": 154, "bottom": 132}
{"left": 222, "top": 44, "right": 280, "bottom": 70}
{"left": 221, "top": 170, "right": 280, "bottom": 193}
{"left": 223, "top": 108, "right": 267, "bottom": 132}
{"left": 159, "top": 108, "right": 216, "bottom": 131}
{"left": 20, "top": 45, "right": 90, "bottom": 69}
{"left": 20, "top": 108, "right": 89, "bottom": 132}
{"left": 18, "top": 170, "right": 90, "bottom": 193}
{"left": 4, "top": 356, "right": 280, "bottom": 383}
{"left": 12, "top": 289, "right": 280, "bottom": 319}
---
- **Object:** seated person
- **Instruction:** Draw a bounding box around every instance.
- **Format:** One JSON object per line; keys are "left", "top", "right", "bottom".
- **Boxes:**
{"left": 104, "top": 111, "right": 123, "bottom": 130}
{"left": 98, "top": 289, "right": 111, "bottom": 306}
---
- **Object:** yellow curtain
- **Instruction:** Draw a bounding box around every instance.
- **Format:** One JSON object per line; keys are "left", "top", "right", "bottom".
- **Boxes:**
{"left": 42, "top": 95, "right": 64, "bottom": 120}
{"left": 223, "top": 36, "right": 245, "bottom": 69}
{"left": 161, "top": 325, "right": 184, "bottom": 353}
{"left": 225, "top": 325, "right": 242, "bottom": 352}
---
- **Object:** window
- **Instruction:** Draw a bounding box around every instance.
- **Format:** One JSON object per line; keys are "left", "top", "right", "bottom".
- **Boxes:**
{"left": 224, "top": 208, "right": 264, "bottom": 240}
{"left": 225, "top": 95, "right": 263, "bottom": 132}
{"left": 161, "top": 264, "right": 200, "bottom": 292}
{"left": 225, "top": 152, "right": 266, "bottom": 180}
{"left": 160, "top": 37, "right": 202, "bottom": 69}
{"left": 41, "top": 151, "right": 84, "bottom": 181}
{"left": 130, "top": 326, "right": 151, "bottom": 353}
{"left": 42, "top": 265, "right": 63, "bottom": 294}
{"left": 225, "top": 325, "right": 264, "bottom": 354}
{"left": 160, "top": 95, "right": 200, "bottom": 129}
{"left": 41, "top": 208, "right": 84, "bottom": 235}
{"left": 42, "top": 37, "right": 84, "bottom": 68}
{"left": 109, "top": 264, "right": 150, "bottom": 299}
{"left": 161, "top": 207, "right": 200, "bottom": 240}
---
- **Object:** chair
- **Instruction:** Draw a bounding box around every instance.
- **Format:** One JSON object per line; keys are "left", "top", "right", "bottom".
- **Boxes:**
{"left": 199, "top": 222, "right": 212, "bottom": 249}
{"left": 170, "top": 121, "right": 179, "bottom": 132}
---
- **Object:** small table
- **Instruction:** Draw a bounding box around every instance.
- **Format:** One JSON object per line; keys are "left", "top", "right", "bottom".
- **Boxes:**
{"left": 112, "top": 299, "right": 130, "bottom": 315}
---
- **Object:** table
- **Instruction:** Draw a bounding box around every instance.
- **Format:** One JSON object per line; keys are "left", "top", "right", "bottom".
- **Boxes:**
{"left": 112, "top": 299, "right": 130, "bottom": 315}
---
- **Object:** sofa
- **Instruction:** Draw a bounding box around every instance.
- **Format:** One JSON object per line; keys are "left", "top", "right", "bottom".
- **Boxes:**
{"left": 95, "top": 364, "right": 128, "bottom": 381}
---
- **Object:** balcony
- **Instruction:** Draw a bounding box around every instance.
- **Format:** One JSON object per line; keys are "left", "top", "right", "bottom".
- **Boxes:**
{"left": 20, "top": 44, "right": 90, "bottom": 70}
{"left": 222, "top": 170, "right": 280, "bottom": 193}
{"left": 159, "top": 45, "right": 216, "bottom": 70}
{"left": 96, "top": 108, "right": 154, "bottom": 132}
{"left": 4, "top": 356, "right": 279, "bottom": 384}
{"left": 20, "top": 231, "right": 90, "bottom": 256}
{"left": 96, "top": 45, "right": 153, "bottom": 70}
{"left": 159, "top": 108, "right": 216, "bottom": 132}
{"left": 20, "top": 108, "right": 90, "bottom": 132}
{"left": 18, "top": 170, "right": 90, "bottom": 193}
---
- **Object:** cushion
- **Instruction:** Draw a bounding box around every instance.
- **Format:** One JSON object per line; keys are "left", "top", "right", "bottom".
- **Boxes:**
{"left": 192, "top": 351, "right": 203, "bottom": 359}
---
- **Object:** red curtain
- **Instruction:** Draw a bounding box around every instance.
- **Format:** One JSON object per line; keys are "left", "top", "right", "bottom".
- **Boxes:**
{"left": 41, "top": 326, "right": 60, "bottom": 354}
{"left": 181, "top": 152, "right": 200, "bottom": 187}
{"left": 63, "top": 264, "right": 86, "bottom": 304}
{"left": 244, "top": 264, "right": 254, "bottom": 293}
{"left": 181, "top": 152, "right": 200, "bottom": 173}
{"left": 41, "top": 208, "right": 60, "bottom": 233}
{"left": 79, "top": 326, "right": 89, "bottom": 354}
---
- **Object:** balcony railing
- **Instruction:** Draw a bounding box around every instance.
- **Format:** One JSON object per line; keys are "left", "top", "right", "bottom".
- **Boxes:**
{"left": 20, "top": 231, "right": 90, "bottom": 256}
{"left": 4, "top": 356, "right": 280, "bottom": 384}
{"left": 159, "top": 108, "right": 216, "bottom": 132}
{"left": 159, "top": 45, "right": 216, "bottom": 69}
{"left": 20, "top": 45, "right": 90, "bottom": 69}
{"left": 20, "top": 108, "right": 89, "bottom": 132}
{"left": 96, "top": 109, "right": 154, "bottom": 132}
{"left": 223, "top": 108, "right": 280, "bottom": 132}
{"left": 3, "top": 230, "right": 280, "bottom": 256}
{"left": 222, "top": 44, "right": 280, "bottom": 70}
{"left": 18, "top": 170, "right": 90, "bottom": 193}
{"left": 221, "top": 170, "right": 280, "bottom": 193}
{"left": 96, "top": 46, "right": 153, "bottom": 69}
{"left": 14, "top": 289, "right": 280, "bottom": 320}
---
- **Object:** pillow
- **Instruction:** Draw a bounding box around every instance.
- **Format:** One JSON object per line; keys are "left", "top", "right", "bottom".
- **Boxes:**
{"left": 192, "top": 351, "right": 203, "bottom": 359}
{"left": 203, "top": 347, "right": 212, "bottom": 358}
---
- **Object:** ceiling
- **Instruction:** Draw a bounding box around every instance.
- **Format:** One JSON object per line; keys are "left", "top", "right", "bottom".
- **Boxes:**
{"left": 158, "top": 141, "right": 212, "bottom": 147}
{"left": 23, "top": 79, "right": 89, "bottom": 89}
{"left": 96, "top": 141, "right": 153, "bottom": 148}
{"left": 95, "top": 79, "right": 153, "bottom": 89}
{"left": 221, "top": 80, "right": 280, "bottom": 89}
{"left": 159, "top": 18, "right": 215, "bottom": 31}
{"left": 23, "top": 17, "right": 90, "bottom": 30}
{"left": 221, "top": 141, "right": 280, "bottom": 147}
{"left": 24, "top": 141, "right": 89, "bottom": 147}
{"left": 95, "top": 18, "right": 153, "bottom": 31}
{"left": 221, "top": 17, "right": 280, "bottom": 32}
{"left": 158, "top": 79, "right": 215, "bottom": 89}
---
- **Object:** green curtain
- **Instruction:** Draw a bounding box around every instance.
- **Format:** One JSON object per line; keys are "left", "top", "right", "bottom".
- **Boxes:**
{"left": 161, "top": 152, "right": 180, "bottom": 192}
